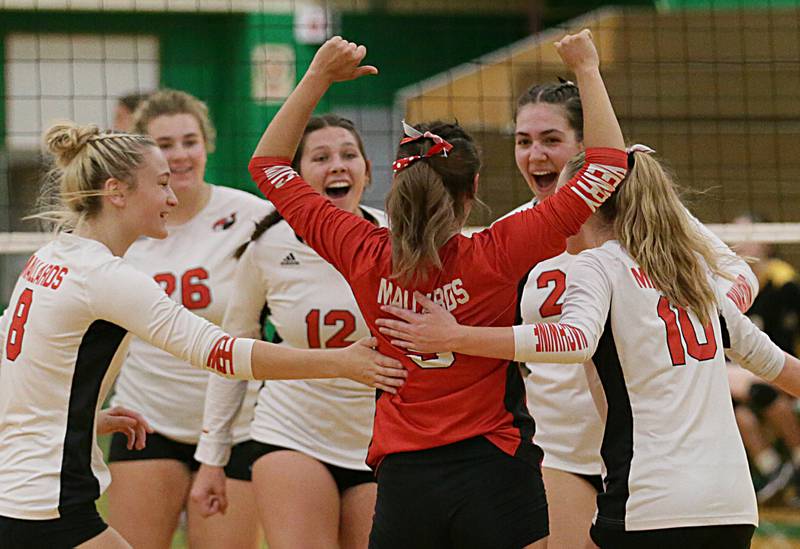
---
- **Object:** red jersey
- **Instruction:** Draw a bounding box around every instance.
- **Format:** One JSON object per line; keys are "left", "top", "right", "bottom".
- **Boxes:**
{"left": 250, "top": 148, "right": 627, "bottom": 468}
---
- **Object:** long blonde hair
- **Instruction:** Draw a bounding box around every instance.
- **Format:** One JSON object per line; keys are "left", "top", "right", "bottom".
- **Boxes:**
{"left": 35, "top": 121, "right": 156, "bottom": 232}
{"left": 567, "top": 151, "right": 730, "bottom": 325}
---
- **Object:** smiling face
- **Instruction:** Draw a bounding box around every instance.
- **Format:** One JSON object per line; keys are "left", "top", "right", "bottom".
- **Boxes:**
{"left": 146, "top": 113, "right": 207, "bottom": 198}
{"left": 125, "top": 146, "right": 178, "bottom": 239}
{"left": 298, "top": 126, "right": 370, "bottom": 214}
{"left": 514, "top": 102, "right": 583, "bottom": 201}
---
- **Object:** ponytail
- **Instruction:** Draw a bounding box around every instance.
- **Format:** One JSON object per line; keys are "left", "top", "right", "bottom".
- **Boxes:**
{"left": 386, "top": 121, "right": 480, "bottom": 284}
{"left": 603, "top": 152, "right": 731, "bottom": 325}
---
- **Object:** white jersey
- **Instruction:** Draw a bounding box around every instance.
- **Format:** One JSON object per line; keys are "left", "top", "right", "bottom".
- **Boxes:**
{"left": 112, "top": 186, "right": 269, "bottom": 444}
{"left": 197, "top": 206, "right": 386, "bottom": 470}
{"left": 503, "top": 200, "right": 757, "bottom": 476}
{"left": 513, "top": 240, "right": 783, "bottom": 531}
{"left": 0, "top": 234, "right": 256, "bottom": 520}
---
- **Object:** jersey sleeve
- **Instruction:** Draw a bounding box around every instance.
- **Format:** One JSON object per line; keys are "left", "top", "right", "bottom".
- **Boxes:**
{"left": 249, "top": 157, "right": 386, "bottom": 280}
{"left": 686, "top": 210, "right": 758, "bottom": 312}
{"left": 513, "top": 251, "right": 613, "bottom": 363}
{"left": 194, "top": 374, "right": 248, "bottom": 466}
{"left": 719, "top": 289, "right": 785, "bottom": 381}
{"left": 87, "top": 259, "right": 256, "bottom": 380}
{"left": 483, "top": 148, "right": 627, "bottom": 282}
{"left": 195, "top": 245, "right": 266, "bottom": 465}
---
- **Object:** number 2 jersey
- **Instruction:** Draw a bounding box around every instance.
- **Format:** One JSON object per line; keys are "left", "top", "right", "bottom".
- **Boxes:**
{"left": 513, "top": 240, "right": 783, "bottom": 531}
{"left": 112, "top": 185, "right": 269, "bottom": 444}
{"left": 196, "top": 207, "right": 387, "bottom": 471}
{"left": 250, "top": 147, "right": 628, "bottom": 468}
{"left": 511, "top": 201, "right": 757, "bottom": 477}
{"left": 0, "top": 233, "right": 258, "bottom": 520}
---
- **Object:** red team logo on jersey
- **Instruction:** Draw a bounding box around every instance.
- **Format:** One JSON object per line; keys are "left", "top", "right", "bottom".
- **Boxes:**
{"left": 212, "top": 212, "right": 237, "bottom": 231}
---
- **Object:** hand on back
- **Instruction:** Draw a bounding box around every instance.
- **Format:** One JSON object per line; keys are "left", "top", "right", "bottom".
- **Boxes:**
{"left": 308, "top": 36, "right": 378, "bottom": 84}
{"left": 554, "top": 29, "right": 599, "bottom": 73}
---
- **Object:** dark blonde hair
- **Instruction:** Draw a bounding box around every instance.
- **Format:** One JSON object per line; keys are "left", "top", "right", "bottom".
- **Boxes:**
{"left": 565, "top": 151, "right": 730, "bottom": 325}
{"left": 133, "top": 89, "right": 216, "bottom": 152}
{"left": 386, "top": 122, "right": 480, "bottom": 284}
{"left": 36, "top": 121, "right": 156, "bottom": 231}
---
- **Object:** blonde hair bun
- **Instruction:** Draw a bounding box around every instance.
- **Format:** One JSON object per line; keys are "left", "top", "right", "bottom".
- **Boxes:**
{"left": 44, "top": 121, "right": 101, "bottom": 167}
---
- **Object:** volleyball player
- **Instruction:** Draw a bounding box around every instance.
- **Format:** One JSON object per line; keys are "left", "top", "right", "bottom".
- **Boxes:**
{"left": 378, "top": 151, "right": 800, "bottom": 549}
{"left": 190, "top": 114, "right": 387, "bottom": 549}
{"left": 0, "top": 122, "right": 405, "bottom": 549}
{"left": 249, "top": 30, "right": 627, "bottom": 548}
{"left": 107, "top": 89, "right": 267, "bottom": 549}
{"left": 504, "top": 81, "right": 758, "bottom": 547}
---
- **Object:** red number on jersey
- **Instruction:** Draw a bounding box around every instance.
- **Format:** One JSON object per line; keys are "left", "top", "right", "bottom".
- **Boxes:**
{"left": 656, "top": 296, "right": 717, "bottom": 366}
{"left": 306, "top": 309, "right": 357, "bottom": 349}
{"left": 153, "top": 268, "right": 212, "bottom": 310}
{"left": 537, "top": 270, "right": 567, "bottom": 318}
{"left": 6, "top": 288, "right": 33, "bottom": 361}
{"left": 181, "top": 268, "right": 211, "bottom": 310}
{"left": 154, "top": 273, "right": 177, "bottom": 296}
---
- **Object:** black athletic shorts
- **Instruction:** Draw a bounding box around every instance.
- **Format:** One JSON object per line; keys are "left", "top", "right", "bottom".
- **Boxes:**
{"left": 245, "top": 440, "right": 375, "bottom": 494}
{"left": 590, "top": 522, "right": 755, "bottom": 549}
{"left": 575, "top": 472, "right": 604, "bottom": 494}
{"left": 108, "top": 431, "right": 254, "bottom": 481}
{"left": 0, "top": 503, "right": 107, "bottom": 549}
{"left": 369, "top": 436, "right": 549, "bottom": 549}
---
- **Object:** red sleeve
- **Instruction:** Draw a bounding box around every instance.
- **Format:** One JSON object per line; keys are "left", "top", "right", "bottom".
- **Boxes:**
{"left": 484, "top": 147, "right": 627, "bottom": 282}
{"left": 248, "top": 156, "right": 386, "bottom": 279}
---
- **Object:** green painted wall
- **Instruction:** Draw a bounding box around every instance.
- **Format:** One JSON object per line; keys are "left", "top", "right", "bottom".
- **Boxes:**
{"left": 0, "top": 9, "right": 556, "bottom": 193}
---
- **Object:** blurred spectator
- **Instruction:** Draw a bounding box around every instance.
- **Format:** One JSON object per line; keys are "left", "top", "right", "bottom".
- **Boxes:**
{"left": 730, "top": 214, "right": 800, "bottom": 504}
{"left": 113, "top": 92, "right": 150, "bottom": 131}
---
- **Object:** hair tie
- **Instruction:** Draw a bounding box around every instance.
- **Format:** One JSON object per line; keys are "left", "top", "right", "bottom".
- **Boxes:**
{"left": 626, "top": 143, "right": 655, "bottom": 169}
{"left": 393, "top": 120, "right": 454, "bottom": 175}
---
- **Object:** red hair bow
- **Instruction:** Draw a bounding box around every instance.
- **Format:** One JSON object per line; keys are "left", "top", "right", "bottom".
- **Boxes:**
{"left": 392, "top": 120, "right": 454, "bottom": 175}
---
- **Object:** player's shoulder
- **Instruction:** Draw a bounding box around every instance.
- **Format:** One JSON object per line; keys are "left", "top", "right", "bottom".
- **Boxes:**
{"left": 210, "top": 185, "right": 272, "bottom": 216}
{"left": 574, "top": 241, "right": 628, "bottom": 275}
{"left": 493, "top": 199, "right": 537, "bottom": 225}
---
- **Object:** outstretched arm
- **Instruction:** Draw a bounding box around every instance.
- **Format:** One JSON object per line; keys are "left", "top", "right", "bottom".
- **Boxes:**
{"left": 92, "top": 260, "right": 406, "bottom": 389}
{"left": 253, "top": 37, "right": 377, "bottom": 160}
{"left": 377, "top": 253, "right": 612, "bottom": 365}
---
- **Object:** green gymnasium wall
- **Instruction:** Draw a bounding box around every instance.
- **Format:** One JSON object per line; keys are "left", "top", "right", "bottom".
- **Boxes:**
{"left": 0, "top": 9, "right": 531, "bottom": 194}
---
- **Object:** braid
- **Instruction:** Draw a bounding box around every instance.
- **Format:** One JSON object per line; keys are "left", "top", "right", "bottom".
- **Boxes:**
{"left": 234, "top": 210, "right": 284, "bottom": 259}
{"left": 515, "top": 80, "right": 583, "bottom": 140}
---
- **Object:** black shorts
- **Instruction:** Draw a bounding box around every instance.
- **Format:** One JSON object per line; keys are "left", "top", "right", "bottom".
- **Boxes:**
{"left": 369, "top": 436, "right": 549, "bottom": 549}
{"left": 108, "top": 431, "right": 254, "bottom": 481}
{"left": 576, "top": 472, "right": 604, "bottom": 493}
{"left": 245, "top": 440, "right": 375, "bottom": 494}
{"left": 590, "top": 523, "right": 755, "bottom": 549}
{"left": 0, "top": 503, "right": 107, "bottom": 549}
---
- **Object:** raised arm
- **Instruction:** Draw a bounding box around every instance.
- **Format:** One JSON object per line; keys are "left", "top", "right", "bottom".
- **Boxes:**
{"left": 253, "top": 37, "right": 377, "bottom": 159}
{"left": 480, "top": 30, "right": 627, "bottom": 280}
{"left": 90, "top": 259, "right": 405, "bottom": 390}
{"left": 249, "top": 38, "right": 382, "bottom": 277}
